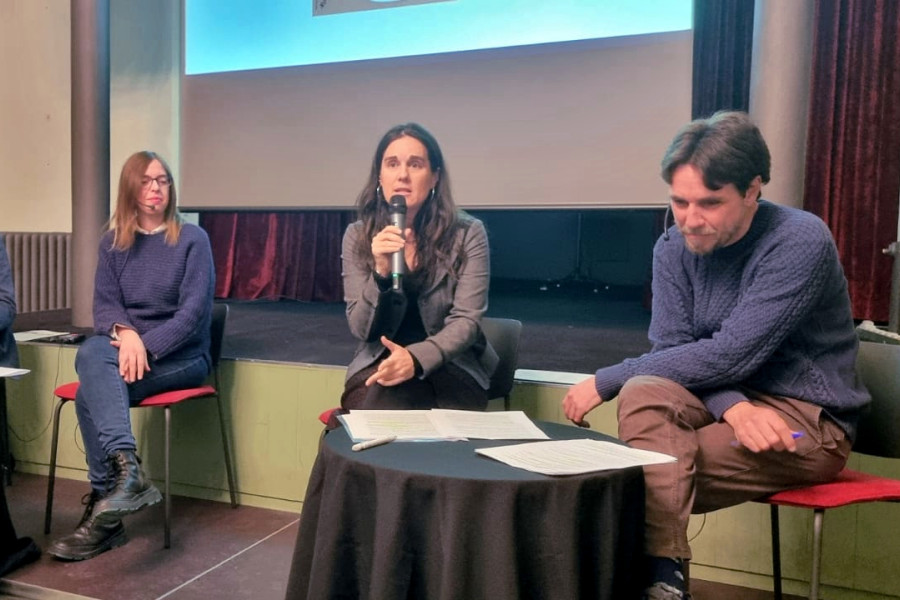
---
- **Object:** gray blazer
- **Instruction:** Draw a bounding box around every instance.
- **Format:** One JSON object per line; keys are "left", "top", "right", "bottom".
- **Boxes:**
{"left": 0, "top": 240, "right": 18, "bottom": 368}
{"left": 342, "top": 217, "right": 498, "bottom": 389}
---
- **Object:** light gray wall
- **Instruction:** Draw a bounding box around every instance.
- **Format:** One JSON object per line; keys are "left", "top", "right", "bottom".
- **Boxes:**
{"left": 180, "top": 32, "right": 692, "bottom": 211}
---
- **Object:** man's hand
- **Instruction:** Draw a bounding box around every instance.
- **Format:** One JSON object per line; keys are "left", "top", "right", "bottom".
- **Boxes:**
{"left": 562, "top": 376, "right": 603, "bottom": 426}
{"left": 723, "top": 401, "right": 799, "bottom": 453}
{"left": 365, "top": 336, "right": 415, "bottom": 387}
{"left": 110, "top": 328, "right": 150, "bottom": 384}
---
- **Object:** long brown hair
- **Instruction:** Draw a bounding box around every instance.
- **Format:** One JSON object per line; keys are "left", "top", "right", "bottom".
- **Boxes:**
{"left": 111, "top": 151, "right": 183, "bottom": 250}
{"left": 355, "top": 123, "right": 466, "bottom": 278}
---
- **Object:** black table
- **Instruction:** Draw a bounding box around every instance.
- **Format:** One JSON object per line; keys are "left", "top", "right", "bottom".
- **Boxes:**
{"left": 285, "top": 421, "right": 645, "bottom": 600}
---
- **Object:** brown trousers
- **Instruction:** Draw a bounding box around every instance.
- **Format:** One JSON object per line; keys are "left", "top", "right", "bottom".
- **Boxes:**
{"left": 616, "top": 376, "right": 851, "bottom": 559}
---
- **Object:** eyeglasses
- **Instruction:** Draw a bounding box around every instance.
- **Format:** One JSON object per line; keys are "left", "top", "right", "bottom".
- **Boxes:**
{"left": 141, "top": 175, "right": 171, "bottom": 189}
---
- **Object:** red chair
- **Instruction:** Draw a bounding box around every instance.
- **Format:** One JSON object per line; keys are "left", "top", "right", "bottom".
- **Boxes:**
{"left": 317, "top": 317, "right": 523, "bottom": 427}
{"left": 44, "top": 303, "right": 237, "bottom": 549}
{"left": 758, "top": 340, "right": 900, "bottom": 600}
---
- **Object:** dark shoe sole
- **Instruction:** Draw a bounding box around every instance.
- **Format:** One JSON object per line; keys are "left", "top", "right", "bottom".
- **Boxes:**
{"left": 47, "top": 527, "right": 127, "bottom": 561}
{"left": 93, "top": 485, "right": 163, "bottom": 521}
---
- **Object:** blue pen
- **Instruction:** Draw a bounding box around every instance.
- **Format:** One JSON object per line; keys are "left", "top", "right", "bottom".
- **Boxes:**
{"left": 730, "top": 431, "right": 804, "bottom": 448}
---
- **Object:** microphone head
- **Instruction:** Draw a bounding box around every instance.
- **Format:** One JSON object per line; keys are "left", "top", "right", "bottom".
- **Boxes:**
{"left": 389, "top": 195, "right": 407, "bottom": 215}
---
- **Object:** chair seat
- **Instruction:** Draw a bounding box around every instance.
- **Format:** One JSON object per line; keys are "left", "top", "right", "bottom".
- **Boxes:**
{"left": 138, "top": 386, "right": 217, "bottom": 407}
{"left": 53, "top": 382, "right": 80, "bottom": 400}
{"left": 762, "top": 468, "right": 900, "bottom": 509}
{"left": 53, "top": 381, "right": 217, "bottom": 407}
{"left": 318, "top": 408, "right": 338, "bottom": 426}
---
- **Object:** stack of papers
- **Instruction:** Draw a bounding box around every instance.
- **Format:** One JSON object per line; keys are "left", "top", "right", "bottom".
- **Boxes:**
{"left": 340, "top": 409, "right": 549, "bottom": 442}
{"left": 0, "top": 367, "right": 30, "bottom": 378}
{"left": 477, "top": 439, "right": 676, "bottom": 476}
{"left": 13, "top": 330, "right": 68, "bottom": 342}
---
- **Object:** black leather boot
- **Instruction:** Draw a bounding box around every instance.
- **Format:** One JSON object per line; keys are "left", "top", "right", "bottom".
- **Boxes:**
{"left": 47, "top": 492, "right": 127, "bottom": 561}
{"left": 92, "top": 450, "right": 162, "bottom": 521}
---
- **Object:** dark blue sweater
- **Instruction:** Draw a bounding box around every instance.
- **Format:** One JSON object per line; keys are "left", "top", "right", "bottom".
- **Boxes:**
{"left": 0, "top": 241, "right": 18, "bottom": 367}
{"left": 93, "top": 224, "right": 214, "bottom": 368}
{"left": 595, "top": 200, "right": 870, "bottom": 438}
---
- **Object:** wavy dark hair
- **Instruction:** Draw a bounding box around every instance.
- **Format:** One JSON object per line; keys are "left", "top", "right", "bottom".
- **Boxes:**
{"left": 354, "top": 123, "right": 467, "bottom": 278}
{"left": 661, "top": 110, "right": 771, "bottom": 199}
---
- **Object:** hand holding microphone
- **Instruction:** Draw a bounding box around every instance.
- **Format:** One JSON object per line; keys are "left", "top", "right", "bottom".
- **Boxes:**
{"left": 388, "top": 195, "right": 407, "bottom": 291}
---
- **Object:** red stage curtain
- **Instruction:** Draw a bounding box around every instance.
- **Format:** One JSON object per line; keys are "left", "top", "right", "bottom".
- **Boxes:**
{"left": 199, "top": 211, "right": 355, "bottom": 302}
{"left": 804, "top": 0, "right": 900, "bottom": 322}
{"left": 691, "top": 0, "right": 755, "bottom": 118}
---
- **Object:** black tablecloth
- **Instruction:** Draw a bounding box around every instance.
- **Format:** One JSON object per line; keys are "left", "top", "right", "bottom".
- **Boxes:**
{"left": 286, "top": 421, "right": 644, "bottom": 600}
{"left": 0, "top": 380, "right": 41, "bottom": 575}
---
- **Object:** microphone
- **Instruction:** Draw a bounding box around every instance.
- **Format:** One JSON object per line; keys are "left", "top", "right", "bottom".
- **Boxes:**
{"left": 388, "top": 195, "right": 407, "bottom": 291}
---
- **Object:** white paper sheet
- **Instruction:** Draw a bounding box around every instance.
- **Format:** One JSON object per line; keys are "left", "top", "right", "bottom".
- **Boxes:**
{"left": 341, "top": 410, "right": 446, "bottom": 441}
{"left": 476, "top": 439, "right": 676, "bottom": 476}
{"left": 340, "top": 409, "right": 550, "bottom": 442}
{"left": 13, "top": 330, "right": 68, "bottom": 342}
{"left": 0, "top": 367, "right": 30, "bottom": 378}
{"left": 429, "top": 409, "right": 548, "bottom": 440}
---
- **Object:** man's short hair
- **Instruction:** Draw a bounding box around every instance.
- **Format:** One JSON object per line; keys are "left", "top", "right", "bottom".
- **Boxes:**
{"left": 661, "top": 111, "right": 771, "bottom": 196}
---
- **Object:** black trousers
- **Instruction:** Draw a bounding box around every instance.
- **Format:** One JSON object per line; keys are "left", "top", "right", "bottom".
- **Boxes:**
{"left": 0, "top": 480, "right": 41, "bottom": 576}
{"left": 341, "top": 362, "right": 488, "bottom": 411}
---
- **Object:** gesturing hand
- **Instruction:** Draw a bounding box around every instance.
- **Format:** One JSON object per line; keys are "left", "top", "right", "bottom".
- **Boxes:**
{"left": 110, "top": 328, "right": 150, "bottom": 384}
{"left": 365, "top": 336, "right": 415, "bottom": 387}
{"left": 562, "top": 376, "right": 603, "bottom": 426}
{"left": 723, "top": 401, "right": 799, "bottom": 453}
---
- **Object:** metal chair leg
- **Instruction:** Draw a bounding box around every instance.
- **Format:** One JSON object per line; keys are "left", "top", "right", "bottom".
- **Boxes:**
{"left": 810, "top": 509, "right": 825, "bottom": 600}
{"left": 164, "top": 405, "right": 171, "bottom": 549}
{"left": 44, "top": 397, "right": 69, "bottom": 534}
{"left": 770, "top": 504, "right": 783, "bottom": 600}
{"left": 215, "top": 394, "right": 238, "bottom": 508}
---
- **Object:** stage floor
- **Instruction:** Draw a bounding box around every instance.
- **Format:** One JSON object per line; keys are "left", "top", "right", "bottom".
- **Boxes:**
{"left": 13, "top": 280, "right": 652, "bottom": 375}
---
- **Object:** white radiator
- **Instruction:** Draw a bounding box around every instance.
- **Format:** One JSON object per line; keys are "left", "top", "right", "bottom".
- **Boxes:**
{"left": 2, "top": 233, "right": 71, "bottom": 313}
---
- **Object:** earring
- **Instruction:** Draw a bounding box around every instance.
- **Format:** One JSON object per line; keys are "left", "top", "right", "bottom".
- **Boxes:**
{"left": 429, "top": 188, "right": 436, "bottom": 202}
{"left": 376, "top": 185, "right": 383, "bottom": 200}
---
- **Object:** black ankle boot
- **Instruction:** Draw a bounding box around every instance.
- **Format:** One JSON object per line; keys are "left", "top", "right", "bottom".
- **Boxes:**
{"left": 48, "top": 492, "right": 127, "bottom": 561}
{"left": 93, "top": 450, "right": 162, "bottom": 520}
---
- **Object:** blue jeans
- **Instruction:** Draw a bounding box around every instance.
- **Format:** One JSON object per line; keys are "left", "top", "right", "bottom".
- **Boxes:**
{"left": 74, "top": 335, "right": 210, "bottom": 493}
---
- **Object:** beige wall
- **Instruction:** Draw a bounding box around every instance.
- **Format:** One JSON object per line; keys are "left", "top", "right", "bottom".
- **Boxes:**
{"left": 0, "top": 1, "right": 71, "bottom": 232}
{"left": 110, "top": 0, "right": 180, "bottom": 200}
{"left": 0, "top": 0, "right": 180, "bottom": 233}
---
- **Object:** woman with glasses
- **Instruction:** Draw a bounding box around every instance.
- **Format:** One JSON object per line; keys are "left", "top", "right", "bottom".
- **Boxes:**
{"left": 339, "top": 123, "right": 498, "bottom": 412}
{"left": 48, "top": 151, "right": 214, "bottom": 561}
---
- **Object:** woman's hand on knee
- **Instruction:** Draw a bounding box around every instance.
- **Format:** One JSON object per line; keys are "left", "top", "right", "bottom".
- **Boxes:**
{"left": 562, "top": 376, "right": 603, "bottom": 426}
{"left": 110, "top": 328, "right": 150, "bottom": 383}
{"left": 365, "top": 336, "right": 415, "bottom": 387}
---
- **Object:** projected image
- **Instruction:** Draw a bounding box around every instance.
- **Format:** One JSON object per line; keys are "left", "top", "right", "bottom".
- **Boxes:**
{"left": 186, "top": 1, "right": 692, "bottom": 75}
{"left": 314, "top": 0, "right": 454, "bottom": 17}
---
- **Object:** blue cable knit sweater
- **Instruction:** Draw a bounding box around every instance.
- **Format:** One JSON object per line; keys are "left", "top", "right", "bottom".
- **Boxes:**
{"left": 92, "top": 224, "right": 215, "bottom": 368}
{"left": 595, "top": 200, "right": 870, "bottom": 438}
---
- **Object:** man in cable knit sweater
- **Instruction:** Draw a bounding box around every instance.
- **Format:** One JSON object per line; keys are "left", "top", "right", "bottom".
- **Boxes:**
{"left": 563, "top": 111, "right": 870, "bottom": 600}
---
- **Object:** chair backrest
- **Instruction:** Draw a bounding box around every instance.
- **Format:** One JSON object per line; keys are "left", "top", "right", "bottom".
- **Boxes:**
{"left": 209, "top": 303, "right": 229, "bottom": 369}
{"left": 481, "top": 317, "right": 522, "bottom": 401}
{"left": 853, "top": 340, "right": 900, "bottom": 459}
